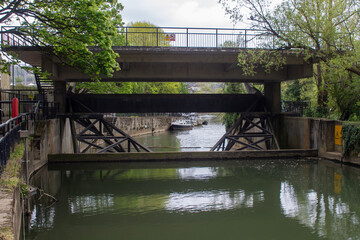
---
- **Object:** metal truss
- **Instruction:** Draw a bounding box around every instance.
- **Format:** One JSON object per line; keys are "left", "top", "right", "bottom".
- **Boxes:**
{"left": 69, "top": 114, "right": 152, "bottom": 153}
{"left": 211, "top": 112, "right": 279, "bottom": 151}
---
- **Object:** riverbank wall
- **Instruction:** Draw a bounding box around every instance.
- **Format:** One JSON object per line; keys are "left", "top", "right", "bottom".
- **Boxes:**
{"left": 275, "top": 116, "right": 360, "bottom": 166}
{"left": 0, "top": 118, "right": 73, "bottom": 240}
{"left": 28, "top": 118, "right": 74, "bottom": 176}
{"left": 112, "top": 116, "right": 180, "bottom": 136}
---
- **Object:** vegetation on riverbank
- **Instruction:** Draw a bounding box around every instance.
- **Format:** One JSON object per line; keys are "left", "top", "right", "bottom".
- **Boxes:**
{"left": 0, "top": 142, "right": 25, "bottom": 191}
{"left": 342, "top": 123, "right": 360, "bottom": 157}
{"left": 219, "top": 0, "right": 360, "bottom": 121}
{"left": 0, "top": 142, "right": 25, "bottom": 240}
{"left": 0, "top": 226, "right": 13, "bottom": 240}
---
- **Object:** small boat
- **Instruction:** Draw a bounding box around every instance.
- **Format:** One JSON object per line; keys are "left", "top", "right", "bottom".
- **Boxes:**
{"left": 170, "top": 119, "right": 193, "bottom": 130}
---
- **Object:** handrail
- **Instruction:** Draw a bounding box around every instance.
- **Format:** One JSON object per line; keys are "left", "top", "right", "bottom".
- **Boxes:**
{"left": 1, "top": 26, "right": 277, "bottom": 49}
{"left": 0, "top": 113, "right": 33, "bottom": 136}
{"left": 0, "top": 112, "right": 34, "bottom": 173}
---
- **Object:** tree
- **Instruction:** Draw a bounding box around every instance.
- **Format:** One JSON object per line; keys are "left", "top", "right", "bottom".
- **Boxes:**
{"left": 126, "top": 21, "right": 169, "bottom": 47}
{"left": 1, "top": 0, "right": 124, "bottom": 79}
{"left": 219, "top": 0, "right": 360, "bottom": 118}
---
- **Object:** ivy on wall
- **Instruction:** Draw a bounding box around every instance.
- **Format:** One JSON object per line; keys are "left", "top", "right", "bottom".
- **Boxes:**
{"left": 341, "top": 123, "right": 360, "bottom": 157}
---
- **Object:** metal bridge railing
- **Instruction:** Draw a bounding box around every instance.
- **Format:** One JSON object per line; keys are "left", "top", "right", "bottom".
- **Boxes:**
{"left": 1, "top": 26, "right": 277, "bottom": 49}
{"left": 123, "top": 27, "right": 276, "bottom": 48}
{"left": 0, "top": 113, "right": 33, "bottom": 175}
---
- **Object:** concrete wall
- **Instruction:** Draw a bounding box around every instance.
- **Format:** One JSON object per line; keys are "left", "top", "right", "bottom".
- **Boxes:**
{"left": 276, "top": 116, "right": 360, "bottom": 165}
{"left": 29, "top": 118, "right": 73, "bottom": 176}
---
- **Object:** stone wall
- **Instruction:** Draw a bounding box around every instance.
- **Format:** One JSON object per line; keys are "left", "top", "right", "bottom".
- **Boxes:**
{"left": 114, "top": 116, "right": 180, "bottom": 136}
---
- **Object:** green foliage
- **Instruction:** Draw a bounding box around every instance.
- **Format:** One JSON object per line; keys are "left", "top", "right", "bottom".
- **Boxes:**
{"left": 1, "top": 0, "right": 124, "bottom": 79}
{"left": 223, "top": 113, "right": 241, "bottom": 131}
{"left": 282, "top": 78, "right": 316, "bottom": 104}
{"left": 284, "top": 80, "right": 302, "bottom": 101}
{"left": 219, "top": 0, "right": 360, "bottom": 120}
{"left": 326, "top": 65, "right": 360, "bottom": 120}
{"left": 126, "top": 21, "right": 169, "bottom": 47}
{"left": 222, "top": 82, "right": 246, "bottom": 130}
{"left": 237, "top": 50, "right": 286, "bottom": 76}
{"left": 224, "top": 82, "right": 246, "bottom": 94}
{"left": 0, "top": 142, "right": 25, "bottom": 191}
{"left": 75, "top": 81, "right": 188, "bottom": 94}
{"left": 0, "top": 226, "right": 13, "bottom": 240}
{"left": 341, "top": 123, "right": 360, "bottom": 157}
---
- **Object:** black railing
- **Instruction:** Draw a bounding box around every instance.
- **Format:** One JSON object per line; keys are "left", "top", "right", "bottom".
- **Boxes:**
{"left": 0, "top": 113, "right": 33, "bottom": 175}
{"left": 282, "top": 101, "right": 311, "bottom": 116}
{"left": 1, "top": 26, "right": 277, "bottom": 49}
{"left": 0, "top": 89, "right": 39, "bottom": 122}
{"left": 0, "top": 89, "right": 58, "bottom": 122}
{"left": 123, "top": 27, "right": 276, "bottom": 48}
{"left": 0, "top": 99, "right": 58, "bottom": 176}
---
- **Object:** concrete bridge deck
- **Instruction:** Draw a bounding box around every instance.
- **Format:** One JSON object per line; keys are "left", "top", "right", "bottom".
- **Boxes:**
{"left": 6, "top": 46, "right": 313, "bottom": 83}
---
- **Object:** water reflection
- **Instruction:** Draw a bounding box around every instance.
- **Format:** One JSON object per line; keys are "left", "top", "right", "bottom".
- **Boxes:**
{"left": 177, "top": 167, "right": 217, "bottom": 180}
{"left": 27, "top": 160, "right": 360, "bottom": 240}
{"left": 280, "top": 177, "right": 360, "bottom": 239}
{"left": 166, "top": 190, "right": 264, "bottom": 213}
{"left": 69, "top": 194, "right": 114, "bottom": 215}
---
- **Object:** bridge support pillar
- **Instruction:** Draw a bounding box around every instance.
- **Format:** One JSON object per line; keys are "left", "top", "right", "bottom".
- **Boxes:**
{"left": 264, "top": 82, "right": 281, "bottom": 113}
{"left": 54, "top": 81, "right": 66, "bottom": 114}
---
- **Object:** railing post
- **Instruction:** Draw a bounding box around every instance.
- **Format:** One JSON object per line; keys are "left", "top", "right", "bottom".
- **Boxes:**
{"left": 126, "top": 27, "right": 128, "bottom": 46}
{"left": 157, "top": 27, "right": 159, "bottom": 47}
{"left": 216, "top": 29, "right": 218, "bottom": 48}
{"left": 245, "top": 30, "right": 247, "bottom": 49}
{"left": 186, "top": 28, "right": 189, "bottom": 47}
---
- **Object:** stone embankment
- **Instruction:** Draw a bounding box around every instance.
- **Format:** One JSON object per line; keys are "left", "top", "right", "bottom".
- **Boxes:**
{"left": 110, "top": 116, "right": 181, "bottom": 136}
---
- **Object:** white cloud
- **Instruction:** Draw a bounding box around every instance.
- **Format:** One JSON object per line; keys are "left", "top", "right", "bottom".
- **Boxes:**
{"left": 120, "top": 0, "right": 239, "bottom": 28}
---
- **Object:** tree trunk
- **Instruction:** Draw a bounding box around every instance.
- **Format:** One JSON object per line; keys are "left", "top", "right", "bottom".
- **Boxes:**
{"left": 316, "top": 63, "right": 328, "bottom": 115}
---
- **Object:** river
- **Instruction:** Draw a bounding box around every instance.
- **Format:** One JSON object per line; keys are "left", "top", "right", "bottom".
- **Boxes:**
{"left": 133, "top": 114, "right": 226, "bottom": 152}
{"left": 24, "top": 115, "right": 360, "bottom": 240}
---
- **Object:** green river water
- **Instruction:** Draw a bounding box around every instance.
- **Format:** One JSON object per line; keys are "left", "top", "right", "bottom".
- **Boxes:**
{"left": 25, "top": 116, "right": 360, "bottom": 240}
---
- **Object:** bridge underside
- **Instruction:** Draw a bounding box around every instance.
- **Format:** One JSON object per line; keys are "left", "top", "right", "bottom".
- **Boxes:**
{"left": 68, "top": 94, "right": 264, "bottom": 113}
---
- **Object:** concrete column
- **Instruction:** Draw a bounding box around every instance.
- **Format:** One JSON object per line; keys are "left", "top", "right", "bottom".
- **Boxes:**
{"left": 54, "top": 81, "right": 66, "bottom": 114}
{"left": 264, "top": 82, "right": 281, "bottom": 113}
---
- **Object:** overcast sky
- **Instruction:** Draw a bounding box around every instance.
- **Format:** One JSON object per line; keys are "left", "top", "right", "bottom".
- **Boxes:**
{"left": 120, "top": 0, "right": 241, "bottom": 28}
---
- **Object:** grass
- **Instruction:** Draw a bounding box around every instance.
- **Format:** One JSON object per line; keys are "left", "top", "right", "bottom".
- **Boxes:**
{"left": 0, "top": 142, "right": 25, "bottom": 191}
{"left": 0, "top": 142, "right": 26, "bottom": 240}
{"left": 0, "top": 226, "right": 13, "bottom": 240}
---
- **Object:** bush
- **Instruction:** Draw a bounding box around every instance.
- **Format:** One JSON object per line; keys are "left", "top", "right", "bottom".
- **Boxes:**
{"left": 341, "top": 123, "right": 360, "bottom": 157}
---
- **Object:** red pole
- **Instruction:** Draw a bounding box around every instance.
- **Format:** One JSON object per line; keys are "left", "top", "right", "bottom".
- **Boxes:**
{"left": 12, "top": 97, "right": 19, "bottom": 118}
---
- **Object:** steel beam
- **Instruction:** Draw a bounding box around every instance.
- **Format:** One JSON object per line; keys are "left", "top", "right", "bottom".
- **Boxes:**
{"left": 68, "top": 94, "right": 263, "bottom": 113}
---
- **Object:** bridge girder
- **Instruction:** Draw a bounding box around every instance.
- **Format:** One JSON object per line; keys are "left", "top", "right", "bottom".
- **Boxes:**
{"left": 6, "top": 46, "right": 313, "bottom": 83}
{"left": 68, "top": 94, "right": 264, "bottom": 113}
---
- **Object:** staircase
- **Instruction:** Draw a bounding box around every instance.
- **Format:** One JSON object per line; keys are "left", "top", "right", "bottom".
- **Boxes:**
{"left": 35, "top": 73, "right": 54, "bottom": 102}
{"left": 34, "top": 73, "right": 57, "bottom": 119}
